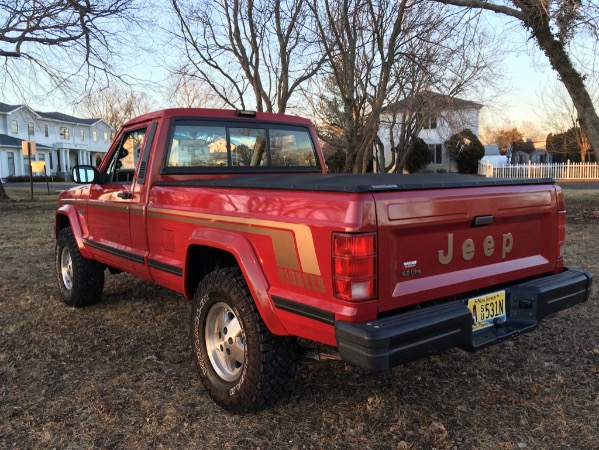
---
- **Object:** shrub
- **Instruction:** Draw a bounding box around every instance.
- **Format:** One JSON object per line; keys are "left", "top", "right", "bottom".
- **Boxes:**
{"left": 6, "top": 174, "right": 65, "bottom": 182}
{"left": 445, "top": 129, "right": 485, "bottom": 174}
{"left": 325, "top": 149, "right": 346, "bottom": 173}
{"left": 404, "top": 138, "right": 431, "bottom": 173}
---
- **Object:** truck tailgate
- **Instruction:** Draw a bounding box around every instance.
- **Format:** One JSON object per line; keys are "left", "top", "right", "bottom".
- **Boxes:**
{"left": 374, "top": 184, "right": 560, "bottom": 312}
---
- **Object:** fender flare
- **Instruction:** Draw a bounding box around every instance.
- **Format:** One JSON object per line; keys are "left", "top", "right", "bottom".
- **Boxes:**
{"left": 187, "top": 228, "right": 289, "bottom": 336}
{"left": 55, "top": 205, "right": 94, "bottom": 260}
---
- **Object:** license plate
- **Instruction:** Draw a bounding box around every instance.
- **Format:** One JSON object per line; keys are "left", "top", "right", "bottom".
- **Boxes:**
{"left": 468, "top": 291, "right": 506, "bottom": 331}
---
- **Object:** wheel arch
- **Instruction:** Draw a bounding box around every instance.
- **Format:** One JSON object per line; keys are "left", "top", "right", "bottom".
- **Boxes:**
{"left": 55, "top": 206, "right": 94, "bottom": 259}
{"left": 186, "top": 229, "right": 288, "bottom": 336}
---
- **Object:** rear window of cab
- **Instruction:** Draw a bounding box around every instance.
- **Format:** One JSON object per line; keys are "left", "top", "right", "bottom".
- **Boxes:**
{"left": 163, "top": 120, "right": 321, "bottom": 173}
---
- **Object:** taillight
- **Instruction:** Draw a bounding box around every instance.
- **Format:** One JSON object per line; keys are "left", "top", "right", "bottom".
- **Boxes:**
{"left": 556, "top": 188, "right": 566, "bottom": 270}
{"left": 332, "top": 232, "right": 377, "bottom": 301}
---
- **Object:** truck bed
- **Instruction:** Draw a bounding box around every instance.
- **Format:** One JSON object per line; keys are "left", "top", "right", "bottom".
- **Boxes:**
{"left": 157, "top": 173, "right": 554, "bottom": 193}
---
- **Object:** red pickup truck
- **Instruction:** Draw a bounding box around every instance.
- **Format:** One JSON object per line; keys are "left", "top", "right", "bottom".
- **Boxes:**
{"left": 55, "top": 108, "right": 592, "bottom": 413}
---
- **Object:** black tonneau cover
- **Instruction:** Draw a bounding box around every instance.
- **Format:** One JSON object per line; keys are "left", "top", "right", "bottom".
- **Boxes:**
{"left": 158, "top": 173, "right": 554, "bottom": 193}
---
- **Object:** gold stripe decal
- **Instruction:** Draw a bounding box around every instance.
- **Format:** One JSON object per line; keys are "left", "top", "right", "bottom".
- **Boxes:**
{"left": 59, "top": 199, "right": 86, "bottom": 207}
{"left": 148, "top": 207, "right": 321, "bottom": 275}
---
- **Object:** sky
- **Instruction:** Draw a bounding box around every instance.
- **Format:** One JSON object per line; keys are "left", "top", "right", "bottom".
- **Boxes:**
{"left": 1, "top": 4, "right": 588, "bottom": 141}
{"left": 481, "top": 51, "right": 559, "bottom": 136}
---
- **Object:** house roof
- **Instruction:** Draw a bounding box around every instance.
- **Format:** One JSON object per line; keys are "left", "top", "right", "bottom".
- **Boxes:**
{"left": 0, "top": 101, "right": 105, "bottom": 126}
{"left": 36, "top": 110, "right": 102, "bottom": 125}
{"left": 0, "top": 103, "right": 22, "bottom": 114}
{"left": 0, "top": 133, "right": 51, "bottom": 148}
{"left": 510, "top": 141, "right": 546, "bottom": 154}
{"left": 385, "top": 91, "right": 483, "bottom": 113}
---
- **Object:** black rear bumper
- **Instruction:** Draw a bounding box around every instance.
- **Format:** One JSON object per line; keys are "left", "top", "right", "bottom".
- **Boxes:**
{"left": 335, "top": 268, "right": 593, "bottom": 373}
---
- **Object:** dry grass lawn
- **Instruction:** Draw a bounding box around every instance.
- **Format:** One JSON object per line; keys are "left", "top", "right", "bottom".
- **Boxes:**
{"left": 0, "top": 186, "right": 597, "bottom": 449}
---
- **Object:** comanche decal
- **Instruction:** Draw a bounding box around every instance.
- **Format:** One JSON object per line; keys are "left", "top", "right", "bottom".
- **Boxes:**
{"left": 147, "top": 207, "right": 322, "bottom": 276}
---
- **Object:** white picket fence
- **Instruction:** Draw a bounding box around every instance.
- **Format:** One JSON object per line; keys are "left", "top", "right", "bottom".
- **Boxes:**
{"left": 478, "top": 161, "right": 599, "bottom": 180}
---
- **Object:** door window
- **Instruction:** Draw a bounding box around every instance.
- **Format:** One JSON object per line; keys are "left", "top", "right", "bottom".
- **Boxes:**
{"left": 104, "top": 128, "right": 147, "bottom": 183}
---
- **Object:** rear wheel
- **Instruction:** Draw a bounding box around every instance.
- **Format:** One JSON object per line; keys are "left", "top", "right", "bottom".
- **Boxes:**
{"left": 191, "top": 268, "right": 296, "bottom": 413}
{"left": 56, "top": 227, "right": 104, "bottom": 307}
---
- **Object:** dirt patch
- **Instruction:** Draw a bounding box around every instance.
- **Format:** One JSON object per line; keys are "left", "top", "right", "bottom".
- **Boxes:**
{"left": 0, "top": 188, "right": 597, "bottom": 449}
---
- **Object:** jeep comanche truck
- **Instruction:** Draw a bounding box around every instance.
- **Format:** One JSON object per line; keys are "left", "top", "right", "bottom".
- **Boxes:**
{"left": 55, "top": 108, "right": 593, "bottom": 413}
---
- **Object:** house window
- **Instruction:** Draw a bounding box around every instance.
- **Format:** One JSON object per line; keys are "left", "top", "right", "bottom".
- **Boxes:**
{"left": 93, "top": 131, "right": 98, "bottom": 142}
{"left": 104, "top": 132, "right": 109, "bottom": 143}
{"left": 423, "top": 115, "right": 437, "bottom": 130}
{"left": 44, "top": 125, "right": 49, "bottom": 137}
{"left": 80, "top": 129, "right": 85, "bottom": 141}
{"left": 11, "top": 120, "right": 18, "bottom": 134}
{"left": 60, "top": 127, "right": 70, "bottom": 140}
{"left": 428, "top": 144, "right": 443, "bottom": 164}
{"left": 23, "top": 155, "right": 32, "bottom": 175}
{"left": 28, "top": 122, "right": 35, "bottom": 136}
{"left": 7, "top": 152, "right": 15, "bottom": 176}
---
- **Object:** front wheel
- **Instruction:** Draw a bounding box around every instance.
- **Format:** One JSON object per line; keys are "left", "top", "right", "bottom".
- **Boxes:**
{"left": 55, "top": 227, "right": 104, "bottom": 307}
{"left": 191, "top": 268, "right": 296, "bottom": 413}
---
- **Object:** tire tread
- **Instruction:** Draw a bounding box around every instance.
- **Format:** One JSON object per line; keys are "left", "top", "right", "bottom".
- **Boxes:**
{"left": 56, "top": 227, "right": 104, "bottom": 307}
{"left": 192, "top": 267, "right": 296, "bottom": 413}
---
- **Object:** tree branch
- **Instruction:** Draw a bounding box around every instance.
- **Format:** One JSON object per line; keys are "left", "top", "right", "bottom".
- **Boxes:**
{"left": 432, "top": 0, "right": 526, "bottom": 21}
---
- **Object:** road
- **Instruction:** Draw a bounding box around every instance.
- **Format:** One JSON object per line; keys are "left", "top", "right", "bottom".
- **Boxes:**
{"left": 559, "top": 181, "right": 599, "bottom": 189}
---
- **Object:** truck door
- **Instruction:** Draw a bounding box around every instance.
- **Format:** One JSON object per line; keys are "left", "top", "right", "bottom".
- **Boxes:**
{"left": 86, "top": 126, "right": 148, "bottom": 271}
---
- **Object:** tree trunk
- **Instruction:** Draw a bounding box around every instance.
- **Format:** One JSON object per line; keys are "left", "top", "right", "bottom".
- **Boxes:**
{"left": 528, "top": 17, "right": 599, "bottom": 161}
{"left": 0, "top": 181, "right": 9, "bottom": 201}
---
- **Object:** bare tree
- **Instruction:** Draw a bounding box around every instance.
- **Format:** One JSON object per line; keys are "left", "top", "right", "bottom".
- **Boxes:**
{"left": 307, "top": 0, "right": 415, "bottom": 173}
{"left": 481, "top": 126, "right": 524, "bottom": 153}
{"left": 433, "top": 0, "right": 599, "bottom": 161}
{"left": 308, "top": 0, "right": 498, "bottom": 173}
{"left": 538, "top": 79, "right": 598, "bottom": 161}
{"left": 380, "top": 10, "right": 499, "bottom": 173}
{"left": 0, "top": 0, "right": 137, "bottom": 101}
{"left": 0, "top": 0, "right": 136, "bottom": 200}
{"left": 518, "top": 121, "right": 545, "bottom": 142}
{"left": 78, "top": 87, "right": 154, "bottom": 130}
{"left": 169, "top": 0, "right": 323, "bottom": 113}
{"left": 167, "top": 73, "right": 226, "bottom": 109}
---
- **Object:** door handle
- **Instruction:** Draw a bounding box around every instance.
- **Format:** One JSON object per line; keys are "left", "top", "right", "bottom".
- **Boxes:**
{"left": 117, "top": 191, "right": 133, "bottom": 199}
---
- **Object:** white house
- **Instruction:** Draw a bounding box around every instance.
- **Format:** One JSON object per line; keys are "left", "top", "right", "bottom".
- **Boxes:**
{"left": 0, "top": 102, "right": 113, "bottom": 181}
{"left": 377, "top": 91, "right": 483, "bottom": 172}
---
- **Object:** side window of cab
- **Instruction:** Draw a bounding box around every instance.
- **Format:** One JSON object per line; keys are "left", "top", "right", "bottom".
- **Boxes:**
{"left": 104, "top": 128, "right": 147, "bottom": 183}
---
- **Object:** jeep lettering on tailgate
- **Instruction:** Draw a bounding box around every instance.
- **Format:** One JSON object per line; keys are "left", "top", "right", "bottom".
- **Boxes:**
{"left": 438, "top": 232, "right": 514, "bottom": 264}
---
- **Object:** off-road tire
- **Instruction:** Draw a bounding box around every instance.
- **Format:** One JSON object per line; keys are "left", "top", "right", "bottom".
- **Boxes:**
{"left": 191, "top": 268, "right": 296, "bottom": 413}
{"left": 56, "top": 227, "right": 104, "bottom": 307}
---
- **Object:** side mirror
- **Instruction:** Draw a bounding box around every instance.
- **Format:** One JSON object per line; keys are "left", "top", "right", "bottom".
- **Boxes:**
{"left": 72, "top": 165, "right": 100, "bottom": 184}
